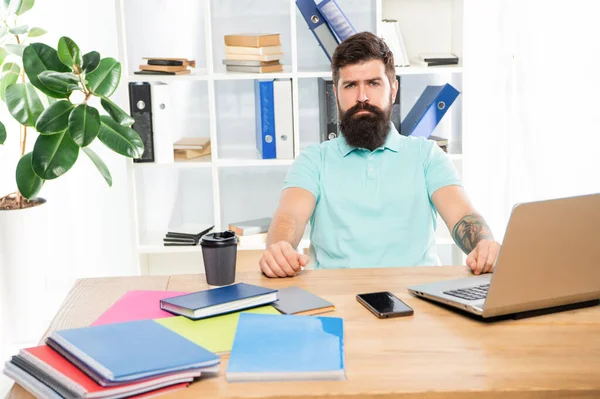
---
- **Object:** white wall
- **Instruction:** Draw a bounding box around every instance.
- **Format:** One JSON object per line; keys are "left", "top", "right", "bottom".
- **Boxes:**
{"left": 0, "top": 1, "right": 134, "bottom": 395}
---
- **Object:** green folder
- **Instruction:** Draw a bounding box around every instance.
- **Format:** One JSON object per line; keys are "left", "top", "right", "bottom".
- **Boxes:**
{"left": 156, "top": 306, "right": 280, "bottom": 354}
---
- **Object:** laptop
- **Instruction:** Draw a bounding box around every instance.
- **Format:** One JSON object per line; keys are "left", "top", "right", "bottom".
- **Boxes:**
{"left": 408, "top": 193, "right": 600, "bottom": 318}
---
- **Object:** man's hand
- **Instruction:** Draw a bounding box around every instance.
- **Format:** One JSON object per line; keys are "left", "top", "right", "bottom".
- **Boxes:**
{"left": 259, "top": 241, "right": 310, "bottom": 278}
{"left": 466, "top": 239, "right": 501, "bottom": 275}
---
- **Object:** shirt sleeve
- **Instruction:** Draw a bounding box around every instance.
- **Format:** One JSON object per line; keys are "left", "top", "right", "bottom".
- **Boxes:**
{"left": 282, "top": 144, "right": 322, "bottom": 201}
{"left": 422, "top": 138, "right": 462, "bottom": 199}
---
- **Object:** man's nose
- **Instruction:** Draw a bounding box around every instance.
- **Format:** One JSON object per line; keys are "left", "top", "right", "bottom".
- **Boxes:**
{"left": 357, "top": 84, "right": 369, "bottom": 103}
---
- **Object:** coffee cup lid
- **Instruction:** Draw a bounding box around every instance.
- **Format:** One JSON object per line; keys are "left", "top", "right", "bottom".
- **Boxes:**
{"left": 200, "top": 230, "right": 238, "bottom": 248}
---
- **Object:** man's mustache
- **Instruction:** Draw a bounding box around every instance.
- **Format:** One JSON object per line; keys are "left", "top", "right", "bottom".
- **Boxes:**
{"left": 344, "top": 102, "right": 385, "bottom": 118}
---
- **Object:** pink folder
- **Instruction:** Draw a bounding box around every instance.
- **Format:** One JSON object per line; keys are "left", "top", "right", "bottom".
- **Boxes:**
{"left": 92, "top": 290, "right": 189, "bottom": 326}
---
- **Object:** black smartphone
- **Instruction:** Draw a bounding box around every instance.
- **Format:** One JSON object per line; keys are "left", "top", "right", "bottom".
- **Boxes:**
{"left": 356, "top": 291, "right": 414, "bottom": 318}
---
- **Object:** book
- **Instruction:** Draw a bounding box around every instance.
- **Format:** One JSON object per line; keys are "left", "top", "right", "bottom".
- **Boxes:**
{"left": 226, "top": 313, "right": 346, "bottom": 382}
{"left": 156, "top": 306, "right": 280, "bottom": 354}
{"left": 381, "top": 19, "right": 409, "bottom": 67}
{"left": 418, "top": 53, "right": 459, "bottom": 63}
{"left": 222, "top": 59, "right": 281, "bottom": 67}
{"left": 271, "top": 286, "right": 335, "bottom": 315}
{"left": 133, "top": 70, "right": 191, "bottom": 76}
{"left": 174, "top": 147, "right": 211, "bottom": 160}
{"left": 228, "top": 217, "right": 271, "bottom": 236}
{"left": 143, "top": 57, "right": 196, "bottom": 68}
{"left": 411, "top": 58, "right": 459, "bottom": 67}
{"left": 7, "top": 345, "right": 197, "bottom": 399}
{"left": 224, "top": 45, "right": 282, "bottom": 55}
{"left": 237, "top": 233, "right": 267, "bottom": 247}
{"left": 224, "top": 33, "right": 280, "bottom": 48}
{"left": 226, "top": 64, "right": 283, "bottom": 73}
{"left": 173, "top": 137, "right": 210, "bottom": 150}
{"left": 225, "top": 52, "right": 284, "bottom": 62}
{"left": 139, "top": 64, "right": 189, "bottom": 73}
{"left": 159, "top": 282, "right": 277, "bottom": 320}
{"left": 91, "top": 290, "right": 189, "bottom": 326}
{"left": 46, "top": 319, "right": 220, "bottom": 385}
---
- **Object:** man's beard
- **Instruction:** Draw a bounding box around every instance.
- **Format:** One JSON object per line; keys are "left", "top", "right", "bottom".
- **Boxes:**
{"left": 338, "top": 97, "right": 392, "bottom": 152}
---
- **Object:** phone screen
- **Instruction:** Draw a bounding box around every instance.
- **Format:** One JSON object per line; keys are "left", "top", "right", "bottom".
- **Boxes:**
{"left": 357, "top": 292, "right": 413, "bottom": 317}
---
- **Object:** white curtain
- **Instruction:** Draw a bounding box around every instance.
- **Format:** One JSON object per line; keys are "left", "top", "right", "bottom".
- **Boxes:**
{"left": 463, "top": 0, "right": 600, "bottom": 241}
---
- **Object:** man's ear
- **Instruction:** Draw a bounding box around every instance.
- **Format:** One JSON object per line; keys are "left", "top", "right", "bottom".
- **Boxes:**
{"left": 391, "top": 78, "right": 399, "bottom": 101}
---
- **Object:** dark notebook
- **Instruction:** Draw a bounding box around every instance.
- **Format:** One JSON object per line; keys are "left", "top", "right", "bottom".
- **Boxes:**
{"left": 272, "top": 286, "right": 335, "bottom": 315}
{"left": 160, "top": 283, "right": 277, "bottom": 320}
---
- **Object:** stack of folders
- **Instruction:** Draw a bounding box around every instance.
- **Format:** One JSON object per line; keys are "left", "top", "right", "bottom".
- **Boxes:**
{"left": 135, "top": 57, "right": 196, "bottom": 75}
{"left": 223, "top": 33, "right": 283, "bottom": 73}
{"left": 4, "top": 319, "right": 220, "bottom": 399}
{"left": 163, "top": 224, "right": 214, "bottom": 246}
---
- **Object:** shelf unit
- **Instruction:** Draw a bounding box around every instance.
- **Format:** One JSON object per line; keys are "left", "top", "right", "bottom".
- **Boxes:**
{"left": 114, "top": 0, "right": 466, "bottom": 274}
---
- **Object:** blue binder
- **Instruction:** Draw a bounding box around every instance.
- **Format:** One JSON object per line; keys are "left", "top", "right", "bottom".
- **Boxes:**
{"left": 400, "top": 83, "right": 460, "bottom": 138}
{"left": 314, "top": 0, "right": 356, "bottom": 43}
{"left": 255, "top": 80, "right": 276, "bottom": 159}
{"left": 296, "top": 0, "right": 340, "bottom": 61}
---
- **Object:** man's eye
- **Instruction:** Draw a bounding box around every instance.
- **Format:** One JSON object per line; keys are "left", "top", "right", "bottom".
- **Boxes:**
{"left": 345, "top": 83, "right": 355, "bottom": 88}
{"left": 369, "top": 81, "right": 379, "bottom": 87}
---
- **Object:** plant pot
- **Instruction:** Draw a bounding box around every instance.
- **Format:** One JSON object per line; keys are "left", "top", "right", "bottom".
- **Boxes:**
{"left": 0, "top": 198, "right": 56, "bottom": 348}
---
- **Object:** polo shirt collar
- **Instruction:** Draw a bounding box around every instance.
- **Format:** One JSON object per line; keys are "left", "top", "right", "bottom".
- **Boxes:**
{"left": 337, "top": 124, "right": 401, "bottom": 157}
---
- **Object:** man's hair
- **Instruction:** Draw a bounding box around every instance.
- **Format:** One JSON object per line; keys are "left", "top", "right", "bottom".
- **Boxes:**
{"left": 331, "top": 31, "right": 395, "bottom": 87}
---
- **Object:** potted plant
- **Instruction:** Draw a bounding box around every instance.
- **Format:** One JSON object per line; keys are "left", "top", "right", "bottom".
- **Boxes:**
{"left": 0, "top": 0, "right": 142, "bottom": 344}
{"left": 0, "top": 6, "right": 142, "bottom": 210}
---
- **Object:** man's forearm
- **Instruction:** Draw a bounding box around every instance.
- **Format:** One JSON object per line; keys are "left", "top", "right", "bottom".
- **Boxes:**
{"left": 451, "top": 213, "right": 494, "bottom": 254}
{"left": 266, "top": 210, "right": 305, "bottom": 248}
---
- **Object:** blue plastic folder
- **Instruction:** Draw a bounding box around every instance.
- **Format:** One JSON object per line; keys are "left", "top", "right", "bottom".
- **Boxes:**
{"left": 401, "top": 83, "right": 460, "bottom": 138}
{"left": 296, "top": 0, "right": 340, "bottom": 61}
{"left": 226, "top": 313, "right": 346, "bottom": 382}
{"left": 46, "top": 319, "right": 219, "bottom": 385}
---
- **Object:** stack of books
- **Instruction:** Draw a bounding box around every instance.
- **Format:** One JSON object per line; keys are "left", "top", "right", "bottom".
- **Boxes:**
{"left": 228, "top": 217, "right": 271, "bottom": 247}
{"left": 412, "top": 53, "right": 460, "bottom": 67}
{"left": 173, "top": 137, "right": 211, "bottom": 161}
{"left": 222, "top": 33, "right": 283, "bottom": 73}
{"left": 4, "top": 319, "right": 220, "bottom": 399}
{"left": 135, "top": 57, "right": 196, "bottom": 75}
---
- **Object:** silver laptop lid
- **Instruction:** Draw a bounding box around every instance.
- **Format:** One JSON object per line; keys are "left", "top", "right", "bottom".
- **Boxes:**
{"left": 482, "top": 193, "right": 600, "bottom": 317}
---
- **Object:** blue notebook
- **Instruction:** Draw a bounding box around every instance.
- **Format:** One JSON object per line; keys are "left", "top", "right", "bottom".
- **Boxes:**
{"left": 46, "top": 319, "right": 219, "bottom": 385}
{"left": 226, "top": 313, "right": 346, "bottom": 382}
{"left": 160, "top": 282, "right": 278, "bottom": 320}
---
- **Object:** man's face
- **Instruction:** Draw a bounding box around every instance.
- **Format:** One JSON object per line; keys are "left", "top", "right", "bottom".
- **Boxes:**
{"left": 334, "top": 59, "right": 398, "bottom": 151}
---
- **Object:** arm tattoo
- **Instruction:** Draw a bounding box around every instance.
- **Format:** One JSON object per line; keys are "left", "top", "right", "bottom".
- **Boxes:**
{"left": 452, "top": 213, "right": 494, "bottom": 254}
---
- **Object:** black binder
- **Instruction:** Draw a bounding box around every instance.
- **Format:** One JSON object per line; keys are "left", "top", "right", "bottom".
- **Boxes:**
{"left": 318, "top": 75, "right": 402, "bottom": 143}
{"left": 129, "top": 82, "right": 154, "bottom": 163}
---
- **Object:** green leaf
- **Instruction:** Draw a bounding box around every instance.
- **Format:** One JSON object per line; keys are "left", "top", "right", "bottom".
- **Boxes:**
{"left": 2, "top": 0, "right": 22, "bottom": 14}
{"left": 0, "top": 121, "right": 6, "bottom": 144}
{"left": 32, "top": 130, "right": 79, "bottom": 179}
{"left": 38, "top": 71, "right": 79, "bottom": 95}
{"left": 101, "top": 97, "right": 134, "bottom": 126}
{"left": 0, "top": 62, "right": 20, "bottom": 101}
{"left": 9, "top": 25, "right": 28, "bottom": 34}
{"left": 5, "top": 82, "right": 44, "bottom": 126}
{"left": 57, "top": 36, "right": 81, "bottom": 68}
{"left": 27, "top": 27, "right": 46, "bottom": 38}
{"left": 5, "top": 44, "right": 26, "bottom": 57}
{"left": 16, "top": 0, "right": 33, "bottom": 15}
{"left": 86, "top": 58, "right": 121, "bottom": 97}
{"left": 83, "top": 147, "right": 112, "bottom": 187}
{"left": 23, "top": 43, "right": 70, "bottom": 98}
{"left": 68, "top": 104, "right": 100, "bottom": 146}
{"left": 0, "top": 48, "right": 8, "bottom": 65}
{"left": 35, "top": 99, "right": 73, "bottom": 134}
{"left": 98, "top": 115, "right": 143, "bottom": 158}
{"left": 16, "top": 152, "right": 44, "bottom": 199}
{"left": 81, "top": 51, "right": 100, "bottom": 73}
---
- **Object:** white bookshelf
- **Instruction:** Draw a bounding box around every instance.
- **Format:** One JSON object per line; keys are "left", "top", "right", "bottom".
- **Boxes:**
{"left": 114, "top": 0, "right": 466, "bottom": 274}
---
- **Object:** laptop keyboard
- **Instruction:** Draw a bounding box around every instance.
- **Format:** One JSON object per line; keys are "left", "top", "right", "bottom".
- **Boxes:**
{"left": 443, "top": 284, "right": 490, "bottom": 301}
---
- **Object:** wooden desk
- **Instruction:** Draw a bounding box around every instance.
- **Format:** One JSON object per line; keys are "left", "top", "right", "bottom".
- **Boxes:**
{"left": 7, "top": 267, "right": 600, "bottom": 399}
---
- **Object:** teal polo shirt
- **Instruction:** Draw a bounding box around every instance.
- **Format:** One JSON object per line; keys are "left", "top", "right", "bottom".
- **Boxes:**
{"left": 282, "top": 127, "right": 461, "bottom": 269}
